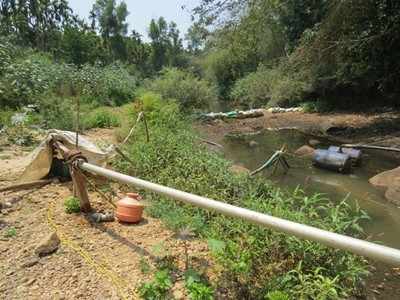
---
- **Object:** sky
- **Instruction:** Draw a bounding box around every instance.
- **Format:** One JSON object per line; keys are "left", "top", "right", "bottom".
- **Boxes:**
{"left": 68, "top": 0, "right": 199, "bottom": 41}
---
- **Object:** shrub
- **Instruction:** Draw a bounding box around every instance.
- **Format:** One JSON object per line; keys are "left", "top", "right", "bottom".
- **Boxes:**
{"left": 82, "top": 107, "right": 121, "bottom": 129}
{"left": 300, "top": 100, "right": 334, "bottom": 113}
{"left": 230, "top": 65, "right": 309, "bottom": 108}
{"left": 0, "top": 51, "right": 75, "bottom": 108}
{"left": 64, "top": 196, "right": 81, "bottom": 214}
{"left": 74, "top": 63, "right": 137, "bottom": 106}
{"left": 146, "top": 68, "right": 217, "bottom": 111}
{"left": 38, "top": 95, "right": 76, "bottom": 130}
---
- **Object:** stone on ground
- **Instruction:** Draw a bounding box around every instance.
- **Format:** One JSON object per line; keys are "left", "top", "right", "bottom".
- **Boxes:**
{"left": 35, "top": 232, "right": 60, "bottom": 257}
{"left": 294, "top": 145, "right": 315, "bottom": 157}
{"left": 308, "top": 139, "right": 321, "bottom": 147}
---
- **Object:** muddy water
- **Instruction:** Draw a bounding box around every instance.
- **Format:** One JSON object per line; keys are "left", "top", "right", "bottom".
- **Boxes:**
{"left": 222, "top": 129, "right": 400, "bottom": 248}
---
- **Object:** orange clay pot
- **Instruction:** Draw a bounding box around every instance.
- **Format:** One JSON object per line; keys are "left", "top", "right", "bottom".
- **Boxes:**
{"left": 116, "top": 193, "right": 144, "bottom": 223}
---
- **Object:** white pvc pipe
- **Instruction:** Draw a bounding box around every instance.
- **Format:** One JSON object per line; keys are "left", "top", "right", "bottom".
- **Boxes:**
{"left": 80, "top": 161, "right": 400, "bottom": 266}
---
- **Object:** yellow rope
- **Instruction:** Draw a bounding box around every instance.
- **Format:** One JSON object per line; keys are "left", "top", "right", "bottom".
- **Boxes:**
{"left": 47, "top": 201, "right": 136, "bottom": 299}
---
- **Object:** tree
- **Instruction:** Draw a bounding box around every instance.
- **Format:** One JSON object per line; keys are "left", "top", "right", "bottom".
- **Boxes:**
{"left": 0, "top": 0, "right": 79, "bottom": 51}
{"left": 185, "top": 22, "right": 208, "bottom": 53}
{"left": 148, "top": 17, "right": 185, "bottom": 71}
{"left": 148, "top": 17, "right": 169, "bottom": 71}
{"left": 90, "top": 0, "right": 129, "bottom": 60}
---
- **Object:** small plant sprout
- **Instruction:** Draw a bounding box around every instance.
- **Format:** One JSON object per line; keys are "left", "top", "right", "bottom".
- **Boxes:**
{"left": 64, "top": 196, "right": 81, "bottom": 214}
{"left": 177, "top": 227, "right": 195, "bottom": 270}
{"left": 5, "top": 227, "right": 17, "bottom": 238}
{"left": 138, "top": 269, "right": 173, "bottom": 299}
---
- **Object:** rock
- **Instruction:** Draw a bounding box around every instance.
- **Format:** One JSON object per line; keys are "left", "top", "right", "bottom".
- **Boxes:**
{"left": 35, "top": 232, "right": 60, "bottom": 257}
{"left": 385, "top": 186, "right": 400, "bottom": 206}
{"left": 369, "top": 167, "right": 400, "bottom": 204}
{"left": 294, "top": 145, "right": 315, "bottom": 157}
{"left": 3, "top": 202, "right": 12, "bottom": 209}
{"left": 248, "top": 140, "right": 259, "bottom": 148}
{"left": 25, "top": 278, "right": 36, "bottom": 286}
{"left": 229, "top": 165, "right": 250, "bottom": 175}
{"left": 369, "top": 167, "right": 400, "bottom": 189}
{"left": 308, "top": 139, "right": 321, "bottom": 147}
{"left": 21, "top": 258, "right": 39, "bottom": 268}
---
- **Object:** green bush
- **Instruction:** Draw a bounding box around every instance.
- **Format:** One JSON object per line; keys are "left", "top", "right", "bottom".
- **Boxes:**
{"left": 82, "top": 107, "right": 121, "bottom": 129}
{"left": 146, "top": 68, "right": 217, "bottom": 111}
{"left": 74, "top": 63, "right": 137, "bottom": 106}
{"left": 301, "top": 100, "right": 334, "bottom": 113}
{"left": 64, "top": 196, "right": 81, "bottom": 214}
{"left": 230, "top": 66, "right": 309, "bottom": 108}
{"left": 115, "top": 94, "right": 368, "bottom": 299}
{"left": 0, "top": 52, "right": 75, "bottom": 108}
{"left": 38, "top": 95, "right": 76, "bottom": 130}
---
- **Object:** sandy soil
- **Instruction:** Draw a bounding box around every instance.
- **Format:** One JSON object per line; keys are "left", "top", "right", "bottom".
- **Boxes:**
{"left": 0, "top": 129, "right": 212, "bottom": 300}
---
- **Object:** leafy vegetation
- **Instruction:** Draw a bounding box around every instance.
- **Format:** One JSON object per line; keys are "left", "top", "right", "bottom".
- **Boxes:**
{"left": 64, "top": 196, "right": 81, "bottom": 214}
{"left": 145, "top": 68, "right": 217, "bottom": 110}
{"left": 138, "top": 269, "right": 173, "bottom": 300}
{"left": 115, "top": 94, "right": 369, "bottom": 299}
{"left": 4, "top": 227, "right": 17, "bottom": 238}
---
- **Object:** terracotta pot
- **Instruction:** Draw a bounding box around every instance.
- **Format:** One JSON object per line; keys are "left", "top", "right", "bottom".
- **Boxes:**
{"left": 116, "top": 193, "right": 144, "bottom": 223}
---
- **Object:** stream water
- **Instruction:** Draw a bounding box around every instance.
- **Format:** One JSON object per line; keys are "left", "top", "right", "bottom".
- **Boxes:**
{"left": 222, "top": 129, "right": 400, "bottom": 248}
{"left": 220, "top": 129, "right": 400, "bottom": 298}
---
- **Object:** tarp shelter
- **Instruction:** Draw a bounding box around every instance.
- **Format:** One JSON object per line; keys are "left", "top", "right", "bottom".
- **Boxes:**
{"left": 21, "top": 130, "right": 113, "bottom": 182}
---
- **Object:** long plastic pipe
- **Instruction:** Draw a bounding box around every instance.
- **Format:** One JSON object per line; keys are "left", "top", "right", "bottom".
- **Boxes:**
{"left": 80, "top": 161, "right": 400, "bottom": 266}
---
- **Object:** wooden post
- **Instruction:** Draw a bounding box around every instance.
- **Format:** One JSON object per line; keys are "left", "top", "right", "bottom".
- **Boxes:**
{"left": 70, "top": 167, "right": 91, "bottom": 213}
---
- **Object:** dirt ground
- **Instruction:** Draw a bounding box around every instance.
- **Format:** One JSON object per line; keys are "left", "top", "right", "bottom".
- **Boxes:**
{"left": 0, "top": 129, "right": 212, "bottom": 300}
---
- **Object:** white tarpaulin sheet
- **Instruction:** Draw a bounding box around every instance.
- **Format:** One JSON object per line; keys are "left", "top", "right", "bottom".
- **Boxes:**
{"left": 21, "top": 130, "right": 113, "bottom": 181}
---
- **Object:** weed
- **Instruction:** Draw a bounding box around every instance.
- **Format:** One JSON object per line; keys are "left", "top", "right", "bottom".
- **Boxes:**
{"left": 139, "top": 257, "right": 152, "bottom": 274}
{"left": 4, "top": 227, "right": 16, "bottom": 238}
{"left": 185, "top": 269, "right": 214, "bottom": 300}
{"left": 64, "top": 196, "right": 81, "bottom": 214}
{"left": 138, "top": 269, "right": 173, "bottom": 300}
{"left": 82, "top": 107, "right": 121, "bottom": 129}
{"left": 265, "top": 291, "right": 290, "bottom": 300}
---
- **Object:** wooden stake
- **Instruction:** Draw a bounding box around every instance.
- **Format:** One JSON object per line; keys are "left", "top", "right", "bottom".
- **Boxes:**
{"left": 71, "top": 167, "right": 91, "bottom": 213}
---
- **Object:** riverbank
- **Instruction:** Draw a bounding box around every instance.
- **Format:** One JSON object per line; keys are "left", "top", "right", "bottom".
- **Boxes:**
{"left": 196, "top": 109, "right": 400, "bottom": 147}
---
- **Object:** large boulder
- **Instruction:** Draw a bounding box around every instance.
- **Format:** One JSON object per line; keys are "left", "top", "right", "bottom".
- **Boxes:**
{"left": 369, "top": 167, "right": 400, "bottom": 205}
{"left": 294, "top": 145, "right": 315, "bottom": 157}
